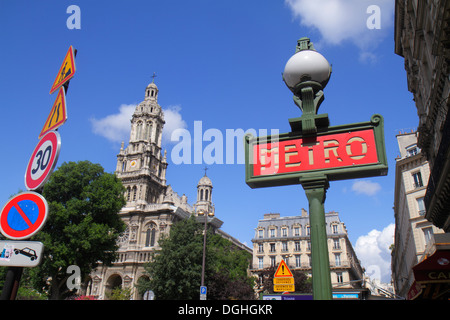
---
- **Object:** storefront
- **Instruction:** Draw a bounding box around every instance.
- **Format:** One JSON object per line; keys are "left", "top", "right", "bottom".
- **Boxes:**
{"left": 407, "top": 234, "right": 450, "bottom": 300}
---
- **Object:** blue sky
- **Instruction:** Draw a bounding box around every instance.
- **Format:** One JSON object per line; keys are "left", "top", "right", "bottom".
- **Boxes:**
{"left": 0, "top": 1, "right": 417, "bottom": 283}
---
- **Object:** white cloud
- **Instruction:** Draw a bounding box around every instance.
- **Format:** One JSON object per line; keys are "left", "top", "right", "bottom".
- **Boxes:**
{"left": 90, "top": 103, "right": 187, "bottom": 145}
{"left": 90, "top": 104, "right": 135, "bottom": 143}
{"left": 351, "top": 180, "right": 381, "bottom": 196}
{"left": 355, "top": 223, "right": 394, "bottom": 283}
{"left": 284, "top": 0, "right": 394, "bottom": 61}
{"left": 162, "top": 105, "right": 187, "bottom": 145}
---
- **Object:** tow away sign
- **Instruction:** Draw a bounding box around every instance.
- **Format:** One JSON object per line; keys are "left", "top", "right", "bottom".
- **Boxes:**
{"left": 0, "top": 240, "right": 44, "bottom": 267}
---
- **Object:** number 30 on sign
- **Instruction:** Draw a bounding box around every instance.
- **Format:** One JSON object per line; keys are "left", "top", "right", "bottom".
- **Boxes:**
{"left": 25, "top": 131, "right": 61, "bottom": 191}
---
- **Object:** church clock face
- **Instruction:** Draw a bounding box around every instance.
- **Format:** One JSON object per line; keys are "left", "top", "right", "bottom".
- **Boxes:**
{"left": 129, "top": 159, "right": 137, "bottom": 169}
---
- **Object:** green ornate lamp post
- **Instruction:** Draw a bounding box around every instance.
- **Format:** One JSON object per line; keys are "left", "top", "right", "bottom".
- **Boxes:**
{"left": 282, "top": 37, "right": 333, "bottom": 300}
{"left": 244, "top": 37, "right": 388, "bottom": 300}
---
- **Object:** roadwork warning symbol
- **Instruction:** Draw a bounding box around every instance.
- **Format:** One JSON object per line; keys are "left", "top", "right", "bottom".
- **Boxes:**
{"left": 39, "top": 87, "right": 67, "bottom": 139}
{"left": 49, "top": 46, "right": 76, "bottom": 94}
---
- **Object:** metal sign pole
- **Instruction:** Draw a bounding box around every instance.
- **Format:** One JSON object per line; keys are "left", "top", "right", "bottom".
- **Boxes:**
{"left": 0, "top": 267, "right": 23, "bottom": 300}
{"left": 300, "top": 174, "right": 332, "bottom": 300}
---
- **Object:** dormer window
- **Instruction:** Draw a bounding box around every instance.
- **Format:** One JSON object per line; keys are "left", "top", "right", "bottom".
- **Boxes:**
{"left": 406, "top": 144, "right": 419, "bottom": 157}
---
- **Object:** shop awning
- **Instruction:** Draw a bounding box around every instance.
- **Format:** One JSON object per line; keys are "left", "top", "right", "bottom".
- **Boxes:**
{"left": 407, "top": 235, "right": 450, "bottom": 299}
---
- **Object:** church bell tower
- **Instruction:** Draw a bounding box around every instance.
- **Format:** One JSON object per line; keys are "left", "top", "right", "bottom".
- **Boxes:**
{"left": 193, "top": 170, "right": 215, "bottom": 215}
{"left": 116, "top": 78, "right": 168, "bottom": 206}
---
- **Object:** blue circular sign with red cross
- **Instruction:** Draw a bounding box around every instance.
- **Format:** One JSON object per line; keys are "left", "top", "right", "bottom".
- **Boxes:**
{"left": 0, "top": 192, "right": 48, "bottom": 240}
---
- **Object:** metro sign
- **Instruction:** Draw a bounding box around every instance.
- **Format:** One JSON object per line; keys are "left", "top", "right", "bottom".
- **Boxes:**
{"left": 245, "top": 114, "right": 388, "bottom": 188}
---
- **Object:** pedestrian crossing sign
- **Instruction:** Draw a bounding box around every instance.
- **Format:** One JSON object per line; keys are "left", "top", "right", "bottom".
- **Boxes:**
{"left": 49, "top": 46, "right": 76, "bottom": 94}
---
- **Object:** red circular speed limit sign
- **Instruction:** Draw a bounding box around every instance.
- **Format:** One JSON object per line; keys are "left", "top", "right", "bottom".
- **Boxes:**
{"left": 24, "top": 130, "right": 61, "bottom": 191}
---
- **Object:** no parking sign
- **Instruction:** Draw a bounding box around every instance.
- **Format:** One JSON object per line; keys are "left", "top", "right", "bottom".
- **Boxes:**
{"left": 0, "top": 192, "right": 48, "bottom": 240}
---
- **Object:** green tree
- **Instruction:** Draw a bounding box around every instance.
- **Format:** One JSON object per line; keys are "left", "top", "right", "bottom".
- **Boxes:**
{"left": 105, "top": 287, "right": 132, "bottom": 300}
{"left": 30, "top": 161, "right": 126, "bottom": 299}
{"left": 139, "top": 216, "right": 208, "bottom": 299}
{"left": 138, "top": 216, "right": 254, "bottom": 300}
{"left": 207, "top": 235, "right": 255, "bottom": 300}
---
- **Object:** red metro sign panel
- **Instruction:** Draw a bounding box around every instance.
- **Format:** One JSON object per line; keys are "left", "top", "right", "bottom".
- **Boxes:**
{"left": 253, "top": 129, "right": 377, "bottom": 176}
{"left": 245, "top": 115, "right": 388, "bottom": 188}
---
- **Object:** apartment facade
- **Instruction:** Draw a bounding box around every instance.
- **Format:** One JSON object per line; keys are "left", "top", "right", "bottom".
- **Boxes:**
{"left": 394, "top": 0, "right": 450, "bottom": 231}
{"left": 391, "top": 131, "right": 446, "bottom": 299}
{"left": 251, "top": 210, "right": 364, "bottom": 293}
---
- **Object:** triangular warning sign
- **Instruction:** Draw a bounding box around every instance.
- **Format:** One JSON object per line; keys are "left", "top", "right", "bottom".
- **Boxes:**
{"left": 49, "top": 46, "right": 76, "bottom": 94}
{"left": 274, "top": 260, "right": 293, "bottom": 277}
{"left": 39, "top": 87, "right": 67, "bottom": 139}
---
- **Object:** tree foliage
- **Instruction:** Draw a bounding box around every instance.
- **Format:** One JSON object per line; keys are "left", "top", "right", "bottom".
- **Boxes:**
{"left": 138, "top": 216, "right": 254, "bottom": 300}
{"left": 30, "top": 161, "right": 126, "bottom": 299}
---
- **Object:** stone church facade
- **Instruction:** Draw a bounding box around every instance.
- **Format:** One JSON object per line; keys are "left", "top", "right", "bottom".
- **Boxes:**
{"left": 83, "top": 80, "right": 249, "bottom": 299}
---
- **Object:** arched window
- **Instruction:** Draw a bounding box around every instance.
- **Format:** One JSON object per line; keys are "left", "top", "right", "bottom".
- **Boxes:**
{"left": 147, "top": 122, "right": 153, "bottom": 140}
{"left": 132, "top": 186, "right": 137, "bottom": 201}
{"left": 127, "top": 187, "right": 131, "bottom": 201}
{"left": 145, "top": 223, "right": 157, "bottom": 247}
{"left": 200, "top": 189, "right": 204, "bottom": 201}
{"left": 136, "top": 122, "right": 143, "bottom": 140}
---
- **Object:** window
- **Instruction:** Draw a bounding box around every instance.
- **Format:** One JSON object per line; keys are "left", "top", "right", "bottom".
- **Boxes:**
{"left": 145, "top": 227, "right": 156, "bottom": 247}
{"left": 270, "top": 256, "right": 276, "bottom": 267}
{"left": 282, "top": 241, "right": 288, "bottom": 252}
{"left": 294, "top": 241, "right": 301, "bottom": 252}
{"left": 294, "top": 227, "right": 300, "bottom": 236}
{"left": 406, "top": 144, "right": 419, "bottom": 157}
{"left": 332, "top": 224, "right": 339, "bottom": 234}
{"left": 417, "top": 197, "right": 426, "bottom": 215}
{"left": 270, "top": 229, "right": 275, "bottom": 238}
{"left": 412, "top": 171, "right": 423, "bottom": 188}
{"left": 258, "top": 243, "right": 264, "bottom": 253}
{"left": 132, "top": 186, "right": 137, "bottom": 201}
{"left": 333, "top": 239, "right": 340, "bottom": 249}
{"left": 282, "top": 228, "right": 288, "bottom": 237}
{"left": 258, "top": 257, "right": 264, "bottom": 269}
{"left": 270, "top": 243, "right": 276, "bottom": 253}
{"left": 136, "top": 121, "right": 143, "bottom": 140}
{"left": 307, "top": 241, "right": 311, "bottom": 251}
{"left": 335, "top": 253, "right": 341, "bottom": 266}
{"left": 306, "top": 226, "right": 310, "bottom": 236}
{"left": 336, "top": 272, "right": 343, "bottom": 283}
{"left": 126, "top": 187, "right": 131, "bottom": 201}
{"left": 258, "top": 229, "right": 264, "bottom": 239}
{"left": 295, "top": 255, "right": 301, "bottom": 268}
{"left": 423, "top": 227, "right": 433, "bottom": 244}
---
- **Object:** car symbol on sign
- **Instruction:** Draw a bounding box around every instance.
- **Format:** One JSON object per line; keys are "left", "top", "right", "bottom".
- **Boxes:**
{"left": 14, "top": 247, "right": 38, "bottom": 261}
